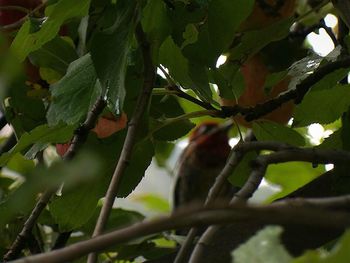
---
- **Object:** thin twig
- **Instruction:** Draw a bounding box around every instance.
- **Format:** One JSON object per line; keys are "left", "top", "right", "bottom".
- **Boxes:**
{"left": 3, "top": 98, "right": 106, "bottom": 261}
{"left": 221, "top": 57, "right": 350, "bottom": 122}
{"left": 87, "top": 23, "right": 156, "bottom": 263}
{"left": 9, "top": 200, "right": 350, "bottom": 263}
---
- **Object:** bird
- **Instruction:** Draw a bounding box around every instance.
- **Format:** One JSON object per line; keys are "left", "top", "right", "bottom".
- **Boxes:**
{"left": 173, "top": 121, "right": 234, "bottom": 212}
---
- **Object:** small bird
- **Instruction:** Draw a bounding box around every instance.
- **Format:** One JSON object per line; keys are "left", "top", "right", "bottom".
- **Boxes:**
{"left": 173, "top": 121, "right": 234, "bottom": 211}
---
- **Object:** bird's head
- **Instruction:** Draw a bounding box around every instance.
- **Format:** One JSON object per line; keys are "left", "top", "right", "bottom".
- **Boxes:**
{"left": 189, "top": 121, "right": 233, "bottom": 153}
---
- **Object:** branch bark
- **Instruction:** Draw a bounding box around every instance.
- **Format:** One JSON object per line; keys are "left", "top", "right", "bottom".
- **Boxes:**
{"left": 9, "top": 200, "right": 350, "bottom": 263}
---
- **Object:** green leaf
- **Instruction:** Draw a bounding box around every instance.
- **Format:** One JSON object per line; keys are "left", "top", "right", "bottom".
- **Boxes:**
{"left": 46, "top": 54, "right": 102, "bottom": 126}
{"left": 293, "top": 84, "right": 350, "bottom": 127}
{"left": 82, "top": 207, "right": 144, "bottom": 234}
{"left": 142, "top": 0, "right": 171, "bottom": 62}
{"left": 90, "top": 0, "right": 139, "bottom": 115}
{"left": 159, "top": 37, "right": 212, "bottom": 102}
{"left": 293, "top": 230, "right": 350, "bottom": 263}
{"left": 152, "top": 118, "right": 195, "bottom": 141}
{"left": 133, "top": 194, "right": 170, "bottom": 213}
{"left": 317, "top": 129, "right": 342, "bottom": 150}
{"left": 229, "top": 18, "right": 294, "bottom": 63}
{"left": 228, "top": 151, "right": 258, "bottom": 188}
{"left": 50, "top": 162, "right": 106, "bottom": 232}
{"left": 0, "top": 152, "right": 100, "bottom": 228}
{"left": 11, "top": 0, "right": 91, "bottom": 61}
{"left": 154, "top": 141, "right": 175, "bottom": 167}
{"left": 265, "top": 162, "right": 324, "bottom": 202}
{"left": 118, "top": 139, "right": 154, "bottom": 197}
{"left": 208, "top": 0, "right": 254, "bottom": 54}
{"left": 232, "top": 226, "right": 292, "bottom": 263}
{"left": 29, "top": 37, "right": 78, "bottom": 75}
{"left": 0, "top": 124, "right": 75, "bottom": 166}
{"left": 253, "top": 121, "right": 305, "bottom": 147}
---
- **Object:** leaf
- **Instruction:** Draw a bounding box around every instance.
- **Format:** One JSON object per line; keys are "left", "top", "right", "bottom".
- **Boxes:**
{"left": 232, "top": 226, "right": 292, "bottom": 263}
{"left": 11, "top": 0, "right": 91, "bottom": 61}
{"left": 90, "top": 0, "right": 139, "bottom": 115}
{"left": 253, "top": 121, "right": 305, "bottom": 147}
{"left": 82, "top": 207, "right": 144, "bottom": 235}
{"left": 29, "top": 37, "right": 78, "bottom": 75}
{"left": 0, "top": 124, "right": 75, "bottom": 166}
{"left": 142, "top": 0, "right": 171, "bottom": 62}
{"left": 208, "top": 0, "right": 254, "bottom": 54}
{"left": 293, "top": 84, "right": 350, "bottom": 127}
{"left": 229, "top": 18, "right": 294, "bottom": 63}
{"left": 154, "top": 141, "right": 175, "bottom": 167}
{"left": 265, "top": 162, "right": 324, "bottom": 202}
{"left": 228, "top": 151, "right": 258, "bottom": 188}
{"left": 292, "top": 230, "right": 350, "bottom": 263}
{"left": 159, "top": 37, "right": 212, "bottom": 102}
{"left": 317, "top": 129, "right": 342, "bottom": 150}
{"left": 118, "top": 139, "right": 154, "bottom": 197}
{"left": 0, "top": 152, "right": 100, "bottom": 228}
{"left": 152, "top": 118, "right": 195, "bottom": 141}
{"left": 46, "top": 54, "right": 102, "bottom": 126}
{"left": 133, "top": 194, "right": 170, "bottom": 213}
{"left": 50, "top": 173, "right": 104, "bottom": 232}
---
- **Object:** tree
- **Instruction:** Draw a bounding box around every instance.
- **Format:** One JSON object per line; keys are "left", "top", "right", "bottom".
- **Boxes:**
{"left": 1, "top": 0, "right": 350, "bottom": 262}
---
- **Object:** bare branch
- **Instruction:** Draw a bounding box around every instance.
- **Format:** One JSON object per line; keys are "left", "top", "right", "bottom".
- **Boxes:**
{"left": 9, "top": 200, "right": 350, "bottom": 263}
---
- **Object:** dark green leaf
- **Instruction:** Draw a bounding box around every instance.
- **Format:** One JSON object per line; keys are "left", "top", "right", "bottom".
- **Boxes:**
{"left": 253, "top": 121, "right": 305, "bottom": 147}
{"left": 159, "top": 37, "right": 213, "bottom": 102}
{"left": 228, "top": 151, "right": 258, "bottom": 188}
{"left": 46, "top": 54, "right": 102, "bottom": 126}
{"left": 118, "top": 139, "right": 154, "bottom": 197}
{"left": 82, "top": 207, "right": 144, "bottom": 235}
{"left": 29, "top": 37, "right": 78, "bottom": 75}
{"left": 90, "top": 0, "right": 139, "bottom": 115}
{"left": 11, "top": 0, "right": 91, "bottom": 61}
{"left": 293, "top": 84, "right": 350, "bottom": 127}
{"left": 152, "top": 118, "right": 195, "bottom": 141}
{"left": 154, "top": 141, "right": 175, "bottom": 167}
{"left": 142, "top": 0, "right": 171, "bottom": 62}
{"left": 229, "top": 18, "right": 293, "bottom": 63}
{"left": 292, "top": 230, "right": 350, "bottom": 263}
{"left": 208, "top": 0, "right": 254, "bottom": 54}
{"left": 0, "top": 152, "right": 100, "bottom": 228}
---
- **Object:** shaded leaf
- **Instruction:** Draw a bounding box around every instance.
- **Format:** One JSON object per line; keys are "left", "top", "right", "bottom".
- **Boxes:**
{"left": 29, "top": 37, "right": 78, "bottom": 75}
{"left": 91, "top": 0, "right": 139, "bottom": 115}
{"left": 208, "top": 0, "right": 254, "bottom": 54}
{"left": 293, "top": 230, "right": 350, "bottom": 263}
{"left": 47, "top": 54, "right": 101, "bottom": 126}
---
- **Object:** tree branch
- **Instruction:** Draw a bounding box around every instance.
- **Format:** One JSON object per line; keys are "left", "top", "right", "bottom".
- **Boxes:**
{"left": 3, "top": 98, "right": 106, "bottom": 261}
{"left": 189, "top": 146, "right": 350, "bottom": 262}
{"left": 9, "top": 200, "right": 350, "bottom": 263}
{"left": 222, "top": 56, "right": 350, "bottom": 122}
{"left": 87, "top": 23, "right": 156, "bottom": 263}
